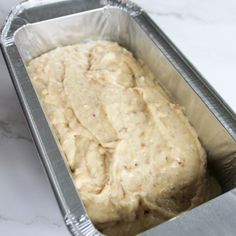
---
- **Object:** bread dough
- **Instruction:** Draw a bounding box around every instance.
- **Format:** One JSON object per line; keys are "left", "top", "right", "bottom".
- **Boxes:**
{"left": 27, "top": 41, "right": 220, "bottom": 235}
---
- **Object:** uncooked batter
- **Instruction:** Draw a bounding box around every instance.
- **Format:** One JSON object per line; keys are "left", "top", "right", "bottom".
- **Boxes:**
{"left": 27, "top": 41, "right": 220, "bottom": 235}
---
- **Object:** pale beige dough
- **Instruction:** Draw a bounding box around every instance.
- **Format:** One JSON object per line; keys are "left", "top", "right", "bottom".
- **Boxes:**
{"left": 27, "top": 41, "right": 220, "bottom": 236}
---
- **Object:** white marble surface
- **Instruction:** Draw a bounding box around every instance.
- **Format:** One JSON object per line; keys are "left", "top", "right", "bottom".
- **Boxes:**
{"left": 0, "top": 0, "right": 235, "bottom": 235}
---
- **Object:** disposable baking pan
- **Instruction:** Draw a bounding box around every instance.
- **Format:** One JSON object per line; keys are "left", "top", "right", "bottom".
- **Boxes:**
{"left": 1, "top": 0, "right": 236, "bottom": 235}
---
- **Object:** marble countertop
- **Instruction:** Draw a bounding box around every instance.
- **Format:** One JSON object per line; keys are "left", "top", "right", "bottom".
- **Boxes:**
{"left": 0, "top": 0, "right": 235, "bottom": 235}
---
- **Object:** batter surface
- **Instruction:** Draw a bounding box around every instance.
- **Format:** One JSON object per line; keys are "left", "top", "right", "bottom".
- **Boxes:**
{"left": 27, "top": 41, "right": 220, "bottom": 235}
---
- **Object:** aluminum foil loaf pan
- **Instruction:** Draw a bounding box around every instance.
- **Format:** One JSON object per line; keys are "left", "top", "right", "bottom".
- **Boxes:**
{"left": 1, "top": 0, "right": 236, "bottom": 235}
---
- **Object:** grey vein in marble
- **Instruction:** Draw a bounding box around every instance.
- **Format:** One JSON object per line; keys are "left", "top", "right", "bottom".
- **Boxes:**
{"left": 0, "top": 214, "right": 63, "bottom": 228}
{"left": 0, "top": 120, "right": 32, "bottom": 143}
{"left": 146, "top": 10, "right": 207, "bottom": 23}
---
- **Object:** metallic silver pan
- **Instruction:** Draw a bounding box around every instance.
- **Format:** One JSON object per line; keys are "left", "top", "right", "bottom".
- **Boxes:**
{"left": 1, "top": 0, "right": 236, "bottom": 235}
